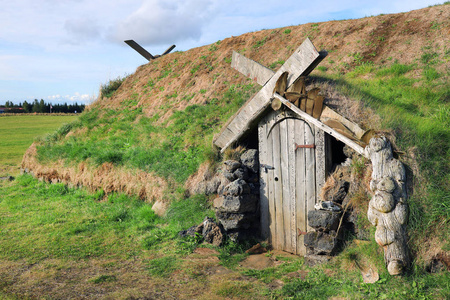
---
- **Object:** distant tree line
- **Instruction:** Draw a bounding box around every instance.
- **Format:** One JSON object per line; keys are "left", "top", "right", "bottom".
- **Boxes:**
{"left": 1, "top": 99, "right": 85, "bottom": 113}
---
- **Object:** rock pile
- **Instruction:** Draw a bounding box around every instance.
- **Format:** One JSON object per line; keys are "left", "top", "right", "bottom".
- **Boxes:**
{"left": 304, "top": 209, "right": 341, "bottom": 266}
{"left": 214, "top": 149, "right": 260, "bottom": 242}
{"left": 179, "top": 217, "right": 224, "bottom": 247}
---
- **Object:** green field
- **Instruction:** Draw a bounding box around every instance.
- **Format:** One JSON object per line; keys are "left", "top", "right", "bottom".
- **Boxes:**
{"left": 0, "top": 115, "right": 78, "bottom": 169}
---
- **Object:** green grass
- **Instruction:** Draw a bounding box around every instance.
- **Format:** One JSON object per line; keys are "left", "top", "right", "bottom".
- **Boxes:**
{"left": 0, "top": 115, "right": 78, "bottom": 167}
{"left": 36, "top": 83, "right": 258, "bottom": 184}
{"left": 313, "top": 58, "right": 450, "bottom": 253}
{"left": 100, "top": 75, "right": 128, "bottom": 98}
{"left": 0, "top": 175, "right": 449, "bottom": 298}
{"left": 0, "top": 175, "right": 213, "bottom": 264}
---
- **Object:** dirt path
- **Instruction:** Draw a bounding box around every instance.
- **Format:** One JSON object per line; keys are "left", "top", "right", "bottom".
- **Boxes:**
{"left": 0, "top": 248, "right": 301, "bottom": 299}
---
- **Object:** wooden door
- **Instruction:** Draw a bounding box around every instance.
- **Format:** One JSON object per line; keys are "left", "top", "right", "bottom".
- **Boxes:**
{"left": 258, "top": 110, "right": 316, "bottom": 255}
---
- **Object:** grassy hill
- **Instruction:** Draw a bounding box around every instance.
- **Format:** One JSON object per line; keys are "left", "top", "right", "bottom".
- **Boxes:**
{"left": 15, "top": 3, "right": 450, "bottom": 296}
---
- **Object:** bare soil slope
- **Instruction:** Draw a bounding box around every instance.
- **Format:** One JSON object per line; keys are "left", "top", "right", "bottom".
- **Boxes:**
{"left": 103, "top": 4, "right": 449, "bottom": 119}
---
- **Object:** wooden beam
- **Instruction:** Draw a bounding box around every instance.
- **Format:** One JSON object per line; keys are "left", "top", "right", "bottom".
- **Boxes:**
{"left": 214, "top": 38, "right": 327, "bottom": 151}
{"left": 124, "top": 40, "right": 155, "bottom": 61}
{"left": 231, "top": 51, "right": 274, "bottom": 86}
{"left": 273, "top": 93, "right": 367, "bottom": 158}
{"left": 162, "top": 45, "right": 176, "bottom": 56}
{"left": 320, "top": 106, "right": 366, "bottom": 139}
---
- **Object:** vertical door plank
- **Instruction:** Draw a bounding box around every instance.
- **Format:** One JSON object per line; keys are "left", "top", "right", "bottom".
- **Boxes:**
{"left": 266, "top": 112, "right": 276, "bottom": 246}
{"left": 295, "top": 119, "right": 306, "bottom": 255}
{"left": 271, "top": 114, "right": 284, "bottom": 250}
{"left": 287, "top": 118, "right": 297, "bottom": 254}
{"left": 305, "top": 122, "right": 316, "bottom": 232}
{"left": 258, "top": 117, "right": 269, "bottom": 240}
{"left": 279, "top": 119, "right": 290, "bottom": 251}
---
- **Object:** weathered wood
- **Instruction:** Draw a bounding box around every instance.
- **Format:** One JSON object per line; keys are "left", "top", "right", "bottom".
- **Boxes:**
{"left": 312, "top": 95, "right": 324, "bottom": 119}
{"left": 273, "top": 93, "right": 368, "bottom": 158}
{"left": 231, "top": 51, "right": 274, "bottom": 86}
{"left": 322, "top": 119, "right": 356, "bottom": 140}
{"left": 273, "top": 71, "right": 289, "bottom": 96}
{"left": 266, "top": 113, "right": 277, "bottom": 245}
{"left": 305, "top": 87, "right": 320, "bottom": 116}
{"left": 295, "top": 118, "right": 306, "bottom": 255}
{"left": 314, "top": 126, "right": 326, "bottom": 202}
{"left": 271, "top": 98, "right": 282, "bottom": 111}
{"left": 288, "top": 118, "right": 297, "bottom": 253}
{"left": 162, "top": 45, "right": 176, "bottom": 56}
{"left": 365, "top": 136, "right": 409, "bottom": 275}
{"left": 280, "top": 119, "right": 290, "bottom": 251}
{"left": 320, "top": 106, "right": 366, "bottom": 140}
{"left": 261, "top": 110, "right": 313, "bottom": 255}
{"left": 271, "top": 116, "right": 284, "bottom": 250}
{"left": 304, "top": 123, "right": 316, "bottom": 232}
{"left": 125, "top": 40, "right": 155, "bottom": 61}
{"left": 258, "top": 119, "right": 270, "bottom": 240}
{"left": 214, "top": 38, "right": 327, "bottom": 151}
{"left": 305, "top": 98, "right": 315, "bottom": 115}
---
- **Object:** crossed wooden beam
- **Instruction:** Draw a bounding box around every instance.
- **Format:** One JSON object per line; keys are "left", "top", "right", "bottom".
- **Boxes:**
{"left": 124, "top": 40, "right": 175, "bottom": 61}
{"left": 213, "top": 38, "right": 367, "bottom": 157}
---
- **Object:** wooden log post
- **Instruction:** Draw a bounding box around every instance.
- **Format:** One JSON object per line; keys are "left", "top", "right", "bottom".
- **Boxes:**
{"left": 365, "top": 136, "right": 409, "bottom": 275}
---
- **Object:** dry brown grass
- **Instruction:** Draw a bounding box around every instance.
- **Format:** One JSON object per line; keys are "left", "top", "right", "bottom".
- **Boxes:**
{"left": 21, "top": 143, "right": 168, "bottom": 203}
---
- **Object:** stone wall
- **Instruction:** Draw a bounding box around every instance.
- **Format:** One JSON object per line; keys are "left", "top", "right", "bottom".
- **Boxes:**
{"left": 214, "top": 149, "right": 260, "bottom": 242}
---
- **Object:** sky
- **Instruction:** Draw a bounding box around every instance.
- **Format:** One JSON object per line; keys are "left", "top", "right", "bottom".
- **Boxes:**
{"left": 0, "top": 0, "right": 443, "bottom": 105}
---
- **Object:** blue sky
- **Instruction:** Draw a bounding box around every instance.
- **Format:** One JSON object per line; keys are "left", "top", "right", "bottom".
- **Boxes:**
{"left": 0, "top": 0, "right": 442, "bottom": 105}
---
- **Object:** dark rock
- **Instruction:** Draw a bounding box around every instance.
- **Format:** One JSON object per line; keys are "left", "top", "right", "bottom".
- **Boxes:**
{"left": 304, "top": 231, "right": 338, "bottom": 255}
{"left": 223, "top": 179, "right": 250, "bottom": 196}
{"left": 248, "top": 182, "right": 260, "bottom": 195}
{"left": 241, "top": 149, "right": 259, "bottom": 173}
{"left": 222, "top": 170, "right": 237, "bottom": 182}
{"left": 331, "top": 181, "right": 350, "bottom": 204}
{"left": 247, "top": 172, "right": 260, "bottom": 183}
{"left": 308, "top": 210, "right": 341, "bottom": 232}
{"left": 217, "top": 177, "right": 231, "bottom": 196}
{"left": 343, "top": 145, "right": 357, "bottom": 158}
{"left": 426, "top": 259, "right": 446, "bottom": 273}
{"left": 178, "top": 217, "right": 224, "bottom": 247}
{"left": 223, "top": 160, "right": 241, "bottom": 172}
{"left": 304, "top": 254, "right": 331, "bottom": 267}
{"left": 213, "top": 196, "right": 224, "bottom": 209}
{"left": 347, "top": 212, "right": 371, "bottom": 240}
{"left": 205, "top": 176, "right": 222, "bottom": 195}
{"left": 426, "top": 253, "right": 450, "bottom": 273}
{"left": 201, "top": 217, "right": 224, "bottom": 247}
{"left": 0, "top": 176, "right": 14, "bottom": 181}
{"left": 226, "top": 228, "right": 259, "bottom": 242}
{"left": 233, "top": 167, "right": 249, "bottom": 180}
{"left": 216, "top": 211, "right": 258, "bottom": 231}
{"left": 245, "top": 243, "right": 267, "bottom": 254}
{"left": 178, "top": 224, "right": 201, "bottom": 238}
{"left": 219, "top": 194, "right": 258, "bottom": 213}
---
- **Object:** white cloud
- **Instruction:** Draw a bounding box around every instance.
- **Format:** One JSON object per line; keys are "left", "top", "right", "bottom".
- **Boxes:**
{"left": 0, "top": 0, "right": 444, "bottom": 104}
{"left": 63, "top": 17, "right": 102, "bottom": 45}
{"left": 110, "top": 0, "right": 218, "bottom": 45}
{"left": 46, "top": 92, "right": 94, "bottom": 104}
